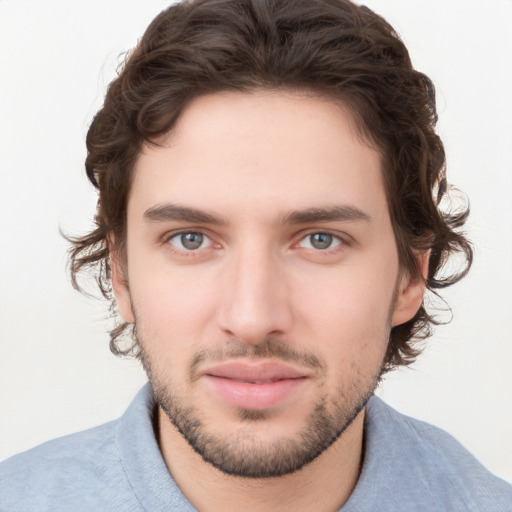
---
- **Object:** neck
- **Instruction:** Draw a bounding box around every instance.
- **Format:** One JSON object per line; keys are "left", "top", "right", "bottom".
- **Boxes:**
{"left": 157, "top": 408, "right": 365, "bottom": 512}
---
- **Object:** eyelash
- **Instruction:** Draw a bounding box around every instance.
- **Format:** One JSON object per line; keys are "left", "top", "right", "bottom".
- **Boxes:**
{"left": 163, "top": 230, "right": 215, "bottom": 257}
{"left": 162, "top": 229, "right": 349, "bottom": 257}
{"left": 296, "top": 231, "right": 344, "bottom": 252}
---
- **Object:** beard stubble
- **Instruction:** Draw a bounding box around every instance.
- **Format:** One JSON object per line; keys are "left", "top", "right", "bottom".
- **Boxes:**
{"left": 138, "top": 335, "right": 385, "bottom": 479}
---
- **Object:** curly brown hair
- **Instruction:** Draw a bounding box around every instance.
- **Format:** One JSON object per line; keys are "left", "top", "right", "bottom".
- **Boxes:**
{"left": 69, "top": 0, "right": 472, "bottom": 370}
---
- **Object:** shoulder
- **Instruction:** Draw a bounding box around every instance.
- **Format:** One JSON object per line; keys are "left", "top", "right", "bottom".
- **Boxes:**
{"left": 0, "top": 420, "right": 140, "bottom": 512}
{"left": 371, "top": 397, "right": 504, "bottom": 480}
{"left": 348, "top": 396, "right": 512, "bottom": 512}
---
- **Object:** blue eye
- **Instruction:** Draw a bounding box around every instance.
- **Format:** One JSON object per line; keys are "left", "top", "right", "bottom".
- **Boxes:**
{"left": 169, "top": 232, "right": 210, "bottom": 251}
{"left": 299, "top": 233, "right": 341, "bottom": 250}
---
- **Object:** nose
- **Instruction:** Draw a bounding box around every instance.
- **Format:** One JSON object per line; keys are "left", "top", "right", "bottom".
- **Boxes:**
{"left": 216, "top": 244, "right": 293, "bottom": 345}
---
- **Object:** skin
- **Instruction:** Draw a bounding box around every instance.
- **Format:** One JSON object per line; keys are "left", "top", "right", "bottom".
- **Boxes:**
{"left": 112, "top": 89, "right": 427, "bottom": 511}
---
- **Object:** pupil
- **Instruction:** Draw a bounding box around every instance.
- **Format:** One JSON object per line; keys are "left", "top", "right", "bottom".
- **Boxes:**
{"left": 181, "top": 233, "right": 203, "bottom": 250}
{"left": 311, "top": 233, "right": 332, "bottom": 250}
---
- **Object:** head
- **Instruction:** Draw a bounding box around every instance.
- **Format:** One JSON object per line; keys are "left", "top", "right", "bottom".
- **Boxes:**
{"left": 69, "top": 0, "right": 472, "bottom": 478}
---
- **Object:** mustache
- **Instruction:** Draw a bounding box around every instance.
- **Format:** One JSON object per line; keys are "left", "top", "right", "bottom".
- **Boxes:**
{"left": 189, "top": 338, "right": 326, "bottom": 381}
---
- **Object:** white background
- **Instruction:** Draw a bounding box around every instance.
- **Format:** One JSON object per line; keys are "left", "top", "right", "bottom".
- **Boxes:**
{"left": 0, "top": 0, "right": 511, "bottom": 483}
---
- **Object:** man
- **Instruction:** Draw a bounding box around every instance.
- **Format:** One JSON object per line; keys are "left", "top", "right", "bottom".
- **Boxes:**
{"left": 1, "top": 0, "right": 511, "bottom": 510}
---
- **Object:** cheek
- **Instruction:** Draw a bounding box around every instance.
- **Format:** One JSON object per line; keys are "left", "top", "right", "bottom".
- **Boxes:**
{"left": 130, "top": 273, "right": 212, "bottom": 389}
{"left": 293, "top": 264, "right": 396, "bottom": 360}
{"left": 129, "top": 262, "right": 219, "bottom": 345}
{"left": 300, "top": 265, "right": 395, "bottom": 323}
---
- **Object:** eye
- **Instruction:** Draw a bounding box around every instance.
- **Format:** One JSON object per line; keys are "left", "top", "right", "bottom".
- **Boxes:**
{"left": 168, "top": 232, "right": 212, "bottom": 251}
{"left": 298, "top": 232, "right": 342, "bottom": 250}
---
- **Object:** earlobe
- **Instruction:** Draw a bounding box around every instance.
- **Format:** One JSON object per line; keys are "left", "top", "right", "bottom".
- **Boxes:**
{"left": 391, "top": 251, "right": 430, "bottom": 327}
{"left": 109, "top": 242, "right": 135, "bottom": 324}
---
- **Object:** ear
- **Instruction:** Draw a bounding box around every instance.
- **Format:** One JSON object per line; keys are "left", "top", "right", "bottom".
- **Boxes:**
{"left": 391, "top": 251, "right": 430, "bottom": 327}
{"left": 109, "top": 240, "right": 135, "bottom": 324}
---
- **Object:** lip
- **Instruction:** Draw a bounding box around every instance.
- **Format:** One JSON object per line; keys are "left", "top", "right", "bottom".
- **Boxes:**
{"left": 201, "top": 361, "right": 309, "bottom": 410}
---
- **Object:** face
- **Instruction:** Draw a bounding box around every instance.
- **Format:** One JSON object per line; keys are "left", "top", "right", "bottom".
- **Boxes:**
{"left": 113, "top": 90, "right": 424, "bottom": 478}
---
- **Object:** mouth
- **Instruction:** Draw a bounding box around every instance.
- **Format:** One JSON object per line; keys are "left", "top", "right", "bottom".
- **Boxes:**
{"left": 201, "top": 361, "right": 310, "bottom": 410}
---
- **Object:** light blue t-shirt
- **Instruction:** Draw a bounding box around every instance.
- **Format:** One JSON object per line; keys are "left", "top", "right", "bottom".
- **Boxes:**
{"left": 1, "top": 384, "right": 511, "bottom": 511}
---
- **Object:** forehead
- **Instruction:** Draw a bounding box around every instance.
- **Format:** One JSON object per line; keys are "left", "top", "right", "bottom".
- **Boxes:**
{"left": 130, "top": 89, "right": 388, "bottom": 224}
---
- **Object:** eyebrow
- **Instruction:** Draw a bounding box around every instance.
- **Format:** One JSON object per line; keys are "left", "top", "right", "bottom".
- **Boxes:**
{"left": 144, "top": 204, "right": 227, "bottom": 225}
{"left": 281, "top": 205, "right": 371, "bottom": 225}
{"left": 143, "top": 203, "right": 371, "bottom": 226}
